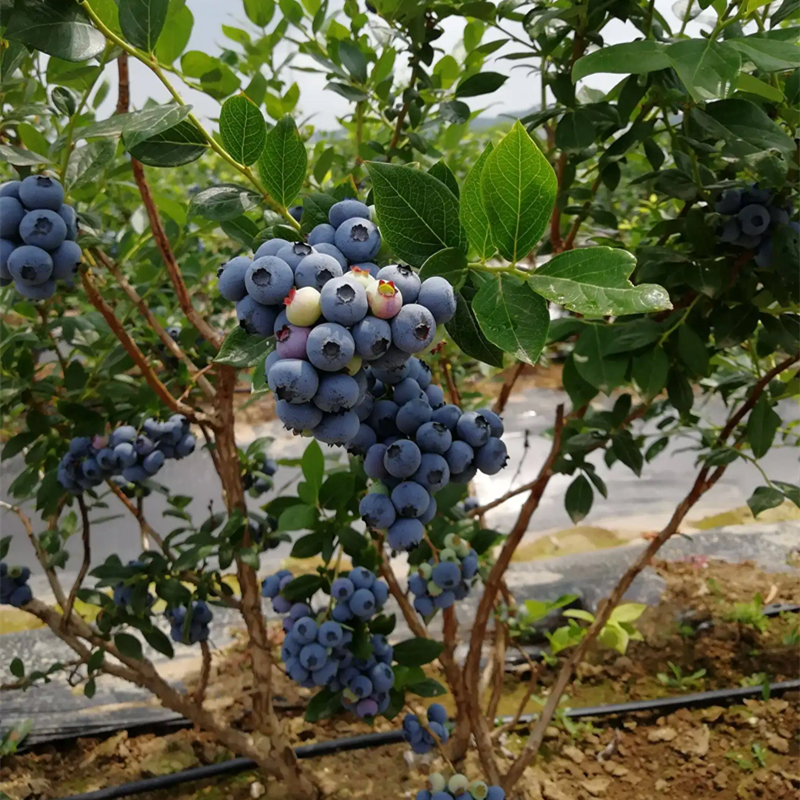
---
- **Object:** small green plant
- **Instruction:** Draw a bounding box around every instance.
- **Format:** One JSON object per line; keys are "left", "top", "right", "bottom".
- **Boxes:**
{"left": 780, "top": 616, "right": 799, "bottom": 646}
{"left": 751, "top": 742, "right": 768, "bottom": 768}
{"left": 657, "top": 662, "right": 707, "bottom": 690}
{"left": 563, "top": 603, "right": 646, "bottom": 655}
{"left": 499, "top": 594, "right": 579, "bottom": 642}
{"left": 726, "top": 751, "right": 755, "bottom": 772}
{"left": 724, "top": 594, "right": 770, "bottom": 634}
{"left": 676, "top": 622, "right": 696, "bottom": 639}
{"left": 0, "top": 720, "right": 31, "bottom": 757}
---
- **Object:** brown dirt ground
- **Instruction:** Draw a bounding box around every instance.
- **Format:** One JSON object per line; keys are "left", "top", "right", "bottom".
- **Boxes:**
{"left": 1, "top": 561, "right": 797, "bottom": 800}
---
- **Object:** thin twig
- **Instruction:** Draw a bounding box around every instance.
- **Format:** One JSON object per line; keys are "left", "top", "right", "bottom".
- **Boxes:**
{"left": 115, "top": 51, "right": 129, "bottom": 115}
{"left": 61, "top": 494, "right": 91, "bottom": 628}
{"left": 194, "top": 640, "right": 212, "bottom": 706}
{"left": 493, "top": 362, "right": 525, "bottom": 415}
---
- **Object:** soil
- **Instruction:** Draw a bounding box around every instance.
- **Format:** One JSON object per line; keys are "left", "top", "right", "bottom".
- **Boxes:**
{"left": 1, "top": 560, "right": 797, "bottom": 800}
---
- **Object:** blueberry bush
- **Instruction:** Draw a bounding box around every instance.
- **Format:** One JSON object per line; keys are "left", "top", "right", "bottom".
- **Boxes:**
{"left": 0, "top": 0, "right": 798, "bottom": 797}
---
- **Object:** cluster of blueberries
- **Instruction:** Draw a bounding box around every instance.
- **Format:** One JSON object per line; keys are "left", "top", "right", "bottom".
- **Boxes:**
{"left": 242, "top": 451, "right": 278, "bottom": 497}
{"left": 715, "top": 185, "right": 797, "bottom": 267}
{"left": 407, "top": 534, "right": 479, "bottom": 617}
{"left": 262, "top": 566, "right": 394, "bottom": 717}
{"left": 417, "top": 773, "right": 505, "bottom": 800}
{"left": 0, "top": 563, "right": 32, "bottom": 607}
{"left": 167, "top": 601, "right": 214, "bottom": 645}
{"left": 57, "top": 416, "right": 196, "bottom": 493}
{"left": 0, "top": 175, "right": 82, "bottom": 300}
{"left": 402, "top": 704, "right": 451, "bottom": 754}
{"left": 359, "top": 405, "right": 506, "bottom": 554}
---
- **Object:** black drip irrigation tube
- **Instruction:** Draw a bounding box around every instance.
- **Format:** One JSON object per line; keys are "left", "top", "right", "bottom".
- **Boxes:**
{"left": 56, "top": 678, "right": 800, "bottom": 800}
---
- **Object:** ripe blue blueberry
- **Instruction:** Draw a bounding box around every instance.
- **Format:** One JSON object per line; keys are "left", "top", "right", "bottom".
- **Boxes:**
{"left": 350, "top": 567, "right": 375, "bottom": 589}
{"left": 432, "top": 561, "right": 461, "bottom": 590}
{"left": 714, "top": 189, "right": 742, "bottom": 215}
{"left": 313, "top": 242, "right": 348, "bottom": 270}
{"left": 114, "top": 442, "right": 137, "bottom": 468}
{"left": 143, "top": 450, "right": 166, "bottom": 475}
{"left": 424, "top": 384, "right": 444, "bottom": 409}
{"left": 254, "top": 238, "right": 291, "bottom": 258}
{"left": 417, "top": 277, "right": 456, "bottom": 324}
{"left": 393, "top": 378, "right": 424, "bottom": 405}
{"left": 122, "top": 465, "right": 150, "bottom": 483}
{"left": 427, "top": 703, "right": 448, "bottom": 725}
{"left": 434, "top": 590, "right": 455, "bottom": 609}
{"left": 371, "top": 580, "right": 388, "bottom": 605}
{"left": 391, "top": 481, "right": 431, "bottom": 518}
{"left": 308, "top": 223, "right": 337, "bottom": 246}
{"left": 349, "top": 587, "right": 377, "bottom": 618}
{"left": 19, "top": 175, "right": 64, "bottom": 211}
{"left": 293, "top": 616, "right": 318, "bottom": 644}
{"left": 275, "top": 323, "right": 311, "bottom": 360}
{"left": 0, "top": 197, "right": 25, "bottom": 239}
{"left": 475, "top": 437, "right": 508, "bottom": 475}
{"left": 432, "top": 404, "right": 461, "bottom": 431}
{"left": 387, "top": 517, "right": 424, "bottom": 550}
{"left": 312, "top": 657, "right": 339, "bottom": 686}
{"left": 369, "top": 399, "right": 400, "bottom": 438}
{"left": 306, "top": 322, "right": 356, "bottom": 372}
{"left": 332, "top": 601, "right": 353, "bottom": 622}
{"left": 58, "top": 204, "right": 78, "bottom": 240}
{"left": 0, "top": 239, "right": 14, "bottom": 281}
{"left": 396, "top": 398, "right": 432, "bottom": 435}
{"left": 276, "top": 400, "right": 323, "bottom": 432}
{"left": 354, "top": 394, "right": 374, "bottom": 422}
{"left": 409, "top": 357, "right": 432, "bottom": 389}
{"left": 743, "top": 184, "right": 771, "bottom": 205}
{"left": 217, "top": 256, "right": 251, "bottom": 301}
{"left": 376, "top": 265, "right": 421, "bottom": 303}
{"left": 369, "top": 379, "right": 385, "bottom": 398}
{"left": 317, "top": 620, "right": 344, "bottom": 647}
{"left": 331, "top": 577, "right": 355, "bottom": 601}
{"left": 457, "top": 411, "right": 491, "bottom": 448}
{"left": 718, "top": 218, "right": 740, "bottom": 243}
{"left": 413, "top": 595, "right": 434, "bottom": 616}
{"left": 261, "top": 574, "right": 282, "bottom": 598}
{"left": 245, "top": 256, "right": 294, "bottom": 305}
{"left": 384, "top": 439, "right": 422, "bottom": 478}
{"left": 8, "top": 245, "right": 53, "bottom": 286}
{"left": 95, "top": 448, "right": 116, "bottom": 471}
{"left": 371, "top": 359, "right": 411, "bottom": 384}
{"left": 370, "top": 663, "right": 394, "bottom": 692}
{"left": 313, "top": 373, "right": 360, "bottom": 412}
{"left": 236, "top": 295, "right": 279, "bottom": 336}
{"left": 390, "top": 304, "right": 436, "bottom": 354}
{"left": 364, "top": 443, "right": 389, "bottom": 479}
{"left": 737, "top": 204, "right": 770, "bottom": 236}
{"left": 755, "top": 237, "right": 772, "bottom": 268}
{"left": 461, "top": 553, "right": 479, "bottom": 580}
{"left": 277, "top": 242, "right": 315, "bottom": 271}
{"left": 450, "top": 464, "right": 477, "bottom": 484}
{"left": 486, "top": 787, "right": 505, "bottom": 800}
{"left": 445, "top": 440, "right": 474, "bottom": 474}
{"left": 419, "top": 495, "right": 437, "bottom": 524}
{"left": 413, "top": 453, "right": 450, "bottom": 493}
{"left": 268, "top": 359, "right": 319, "bottom": 403}
{"left": 299, "top": 642, "right": 328, "bottom": 671}
{"left": 416, "top": 421, "right": 452, "bottom": 454}
{"left": 334, "top": 217, "right": 381, "bottom": 262}
{"left": 352, "top": 316, "right": 392, "bottom": 361}
{"left": 0, "top": 181, "right": 21, "bottom": 199}
{"left": 477, "top": 407, "right": 504, "bottom": 438}
{"left": 294, "top": 253, "right": 344, "bottom": 291}
{"left": 19, "top": 209, "right": 67, "bottom": 251}
{"left": 15, "top": 277, "right": 55, "bottom": 301}
{"left": 329, "top": 198, "right": 370, "bottom": 228}
{"left": 312, "top": 410, "right": 360, "bottom": 445}
{"left": 320, "top": 276, "right": 369, "bottom": 326}
{"left": 359, "top": 491, "right": 397, "bottom": 529}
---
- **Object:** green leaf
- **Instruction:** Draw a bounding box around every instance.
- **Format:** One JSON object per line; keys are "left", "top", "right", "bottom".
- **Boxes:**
{"left": 220, "top": 95, "right": 267, "bottom": 166}
{"left": 563, "top": 355, "right": 598, "bottom": 407}
{"left": 0, "top": 145, "right": 49, "bottom": 167}
{"left": 93, "top": 103, "right": 192, "bottom": 144}
{"left": 747, "top": 486, "right": 785, "bottom": 517}
{"left": 5, "top": 0, "right": 107, "bottom": 62}
{"left": 480, "top": 120, "right": 557, "bottom": 263}
{"left": 244, "top": 0, "right": 276, "bottom": 26}
{"left": 573, "top": 326, "right": 628, "bottom": 394}
{"left": 632, "top": 347, "right": 669, "bottom": 399}
{"left": 611, "top": 430, "right": 643, "bottom": 477}
{"left": 473, "top": 275, "right": 549, "bottom": 365}
{"left": 10, "top": 657, "right": 24, "bottom": 678}
{"left": 114, "top": 632, "right": 144, "bottom": 660}
{"left": 3, "top": 431, "right": 39, "bottom": 461}
{"left": 746, "top": 395, "right": 781, "bottom": 459}
{"left": 277, "top": 504, "right": 318, "bottom": 532}
{"left": 281, "top": 573, "right": 323, "bottom": 601}
{"left": 677, "top": 325, "right": 709, "bottom": 377}
{"left": 446, "top": 289, "right": 505, "bottom": 368}
{"left": 52, "top": 86, "right": 77, "bottom": 116}
{"left": 142, "top": 626, "right": 174, "bottom": 658}
{"left": 774, "top": 481, "right": 800, "bottom": 509}
{"left": 181, "top": 52, "right": 240, "bottom": 100}
{"left": 221, "top": 215, "right": 260, "bottom": 249}
{"left": 573, "top": 41, "right": 670, "bottom": 82}
{"left": 565, "top": 474, "right": 593, "bottom": 524}
{"left": 392, "top": 637, "right": 444, "bottom": 667}
{"left": 301, "top": 440, "right": 324, "bottom": 499}
{"left": 319, "top": 473, "right": 355, "bottom": 511}
{"left": 528, "top": 248, "right": 671, "bottom": 318}
{"left": 366, "top": 162, "right": 467, "bottom": 266}
{"left": 119, "top": 0, "right": 169, "bottom": 52}
{"left": 127, "top": 119, "right": 207, "bottom": 167}
{"left": 665, "top": 39, "right": 741, "bottom": 102}
{"left": 427, "top": 160, "right": 459, "bottom": 198}
{"left": 407, "top": 678, "right": 447, "bottom": 697}
{"left": 257, "top": 114, "right": 307, "bottom": 208}
{"left": 455, "top": 72, "right": 508, "bottom": 97}
{"left": 300, "top": 192, "right": 336, "bottom": 233}
{"left": 727, "top": 37, "right": 800, "bottom": 72}
{"left": 65, "top": 140, "right": 116, "bottom": 191}
{"left": 305, "top": 688, "right": 343, "bottom": 721}
{"left": 700, "top": 99, "right": 795, "bottom": 157}
{"left": 84, "top": 677, "right": 97, "bottom": 698}
{"left": 338, "top": 40, "right": 368, "bottom": 83}
{"left": 554, "top": 109, "right": 596, "bottom": 151}
{"left": 460, "top": 142, "right": 494, "bottom": 260}
{"left": 155, "top": 0, "right": 193, "bottom": 63}
{"left": 213, "top": 327, "right": 275, "bottom": 367}
{"left": 419, "top": 249, "right": 468, "bottom": 291}
{"left": 189, "top": 184, "right": 261, "bottom": 221}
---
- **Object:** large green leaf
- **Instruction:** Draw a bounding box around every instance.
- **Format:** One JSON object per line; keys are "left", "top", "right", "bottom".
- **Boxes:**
{"left": 573, "top": 326, "right": 629, "bottom": 394}
{"left": 480, "top": 121, "right": 557, "bottom": 263}
{"left": 92, "top": 103, "right": 191, "bottom": 143}
{"left": 65, "top": 140, "right": 116, "bottom": 190}
{"left": 244, "top": 0, "right": 276, "bottom": 26}
{"left": 220, "top": 95, "right": 267, "bottom": 166}
{"left": 366, "top": 162, "right": 467, "bottom": 266}
{"left": 460, "top": 142, "right": 494, "bottom": 260}
{"left": 697, "top": 99, "right": 795, "bottom": 157}
{"left": 213, "top": 327, "right": 275, "bottom": 367}
{"left": 419, "top": 248, "right": 469, "bottom": 291}
{"left": 445, "top": 289, "right": 504, "bottom": 368}
{"left": 565, "top": 475, "right": 593, "bottom": 524}
{"left": 427, "top": 160, "right": 459, "bottom": 198}
{"left": 127, "top": 119, "right": 207, "bottom": 167}
{"left": 181, "top": 51, "right": 240, "bottom": 99}
{"left": 746, "top": 395, "right": 781, "bottom": 459}
{"left": 573, "top": 41, "right": 670, "bottom": 82}
{"left": 528, "top": 247, "right": 671, "bottom": 317}
{"left": 392, "top": 637, "right": 444, "bottom": 667}
{"left": 665, "top": 39, "right": 741, "bottom": 102}
{"left": 189, "top": 184, "right": 260, "bottom": 221}
{"left": 5, "top": 0, "right": 107, "bottom": 62}
{"left": 472, "top": 275, "right": 549, "bottom": 365}
{"left": 257, "top": 114, "right": 307, "bottom": 208}
{"left": 155, "top": 0, "right": 193, "bottom": 64}
{"left": 118, "top": 0, "right": 169, "bottom": 52}
{"left": 727, "top": 36, "right": 800, "bottom": 72}
{"left": 455, "top": 71, "right": 508, "bottom": 97}
{"left": 747, "top": 485, "right": 785, "bottom": 517}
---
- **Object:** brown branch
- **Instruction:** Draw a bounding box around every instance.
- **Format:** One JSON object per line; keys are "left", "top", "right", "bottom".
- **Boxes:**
{"left": 484, "top": 619, "right": 507, "bottom": 724}
{"left": 81, "top": 268, "right": 204, "bottom": 420}
{"left": 501, "top": 352, "right": 800, "bottom": 792}
{"left": 93, "top": 249, "right": 216, "bottom": 400}
{"left": 492, "top": 657, "right": 546, "bottom": 739}
{"left": 380, "top": 559, "right": 429, "bottom": 639}
{"left": 116, "top": 52, "right": 129, "bottom": 115}
{"left": 195, "top": 639, "right": 212, "bottom": 706}
{"left": 493, "top": 362, "right": 525, "bottom": 415}
{"left": 439, "top": 351, "right": 461, "bottom": 408}
{"left": 61, "top": 494, "right": 91, "bottom": 629}
{"left": 129, "top": 159, "right": 222, "bottom": 349}
{"left": 549, "top": 153, "right": 567, "bottom": 253}
{"left": 563, "top": 173, "right": 603, "bottom": 251}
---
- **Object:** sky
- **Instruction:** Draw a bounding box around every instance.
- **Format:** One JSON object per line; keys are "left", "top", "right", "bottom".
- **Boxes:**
{"left": 97, "top": 1, "right": 714, "bottom": 131}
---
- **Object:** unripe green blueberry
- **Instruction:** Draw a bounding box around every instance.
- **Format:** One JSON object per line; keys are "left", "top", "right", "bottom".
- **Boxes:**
{"left": 440, "top": 548, "right": 459, "bottom": 563}
{"left": 427, "top": 580, "right": 443, "bottom": 597}
{"left": 448, "top": 774, "right": 470, "bottom": 795}
{"left": 285, "top": 286, "right": 321, "bottom": 326}
{"left": 470, "top": 781, "right": 489, "bottom": 800}
{"left": 427, "top": 773, "right": 446, "bottom": 792}
{"left": 418, "top": 562, "right": 433, "bottom": 580}
{"left": 345, "top": 355, "right": 363, "bottom": 376}
{"left": 443, "top": 533, "right": 462, "bottom": 550}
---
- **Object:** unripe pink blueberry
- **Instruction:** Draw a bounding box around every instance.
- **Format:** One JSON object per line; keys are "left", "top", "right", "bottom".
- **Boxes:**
{"left": 285, "top": 286, "right": 321, "bottom": 326}
{"left": 348, "top": 266, "right": 378, "bottom": 293}
{"left": 275, "top": 324, "right": 311, "bottom": 359}
{"left": 368, "top": 280, "right": 403, "bottom": 319}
